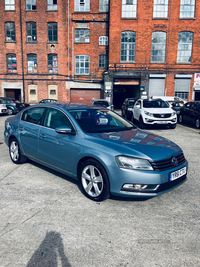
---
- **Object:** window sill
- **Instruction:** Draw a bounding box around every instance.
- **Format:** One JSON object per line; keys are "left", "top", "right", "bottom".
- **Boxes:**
{"left": 120, "top": 61, "right": 135, "bottom": 64}
{"left": 6, "top": 72, "right": 18, "bottom": 74}
{"left": 150, "top": 62, "right": 166, "bottom": 64}
{"left": 5, "top": 41, "right": 16, "bottom": 43}
{"left": 4, "top": 10, "right": 15, "bottom": 12}
{"left": 26, "top": 41, "right": 37, "bottom": 44}
{"left": 176, "top": 62, "right": 192, "bottom": 65}
{"left": 121, "top": 17, "right": 137, "bottom": 20}
{"left": 47, "top": 42, "right": 58, "bottom": 44}
{"left": 179, "top": 17, "right": 196, "bottom": 20}
{"left": 46, "top": 9, "right": 58, "bottom": 12}
{"left": 75, "top": 41, "right": 90, "bottom": 44}
{"left": 152, "top": 17, "right": 169, "bottom": 20}
{"left": 27, "top": 72, "right": 38, "bottom": 74}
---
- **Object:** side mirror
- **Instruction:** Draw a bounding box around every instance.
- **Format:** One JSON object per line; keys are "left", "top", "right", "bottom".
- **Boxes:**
{"left": 135, "top": 104, "right": 140, "bottom": 108}
{"left": 55, "top": 126, "right": 76, "bottom": 135}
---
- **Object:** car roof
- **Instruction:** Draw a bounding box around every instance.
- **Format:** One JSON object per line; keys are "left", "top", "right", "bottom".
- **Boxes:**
{"left": 33, "top": 101, "right": 102, "bottom": 110}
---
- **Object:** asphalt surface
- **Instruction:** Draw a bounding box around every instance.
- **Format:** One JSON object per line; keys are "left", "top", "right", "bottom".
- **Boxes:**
{"left": 0, "top": 114, "right": 199, "bottom": 267}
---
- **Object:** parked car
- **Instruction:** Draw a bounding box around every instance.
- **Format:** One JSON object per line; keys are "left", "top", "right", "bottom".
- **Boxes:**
{"left": 121, "top": 98, "right": 138, "bottom": 120}
{"left": 0, "top": 97, "right": 29, "bottom": 115}
{"left": 4, "top": 102, "right": 188, "bottom": 201}
{"left": 132, "top": 98, "right": 177, "bottom": 129}
{"left": 92, "top": 99, "right": 114, "bottom": 110}
{"left": 179, "top": 101, "right": 200, "bottom": 128}
{"left": 39, "top": 99, "right": 58, "bottom": 104}
{"left": 167, "top": 100, "right": 185, "bottom": 117}
{"left": 151, "top": 96, "right": 187, "bottom": 103}
{"left": 0, "top": 99, "right": 7, "bottom": 115}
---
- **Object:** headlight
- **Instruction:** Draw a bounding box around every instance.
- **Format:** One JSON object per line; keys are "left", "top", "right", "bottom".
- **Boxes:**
{"left": 128, "top": 108, "right": 133, "bottom": 111}
{"left": 115, "top": 156, "right": 153, "bottom": 170}
{"left": 172, "top": 112, "right": 176, "bottom": 116}
{"left": 144, "top": 111, "right": 153, "bottom": 117}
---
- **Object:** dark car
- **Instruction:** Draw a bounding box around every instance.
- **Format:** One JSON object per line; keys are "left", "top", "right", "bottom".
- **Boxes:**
{"left": 0, "top": 97, "right": 30, "bottom": 115}
{"left": 39, "top": 99, "right": 58, "bottom": 104}
{"left": 167, "top": 100, "right": 185, "bottom": 117}
{"left": 4, "top": 102, "right": 188, "bottom": 202}
{"left": 179, "top": 101, "right": 200, "bottom": 128}
{"left": 121, "top": 98, "right": 138, "bottom": 120}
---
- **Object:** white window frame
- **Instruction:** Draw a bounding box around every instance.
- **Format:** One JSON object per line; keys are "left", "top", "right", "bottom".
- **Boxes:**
{"left": 177, "top": 31, "right": 193, "bottom": 63}
{"left": 99, "top": 36, "right": 108, "bottom": 45}
{"left": 27, "top": 54, "right": 37, "bottom": 74}
{"left": 75, "top": 28, "right": 90, "bottom": 43}
{"left": 99, "top": 0, "right": 109, "bottom": 12}
{"left": 26, "top": 0, "right": 36, "bottom": 10}
{"left": 151, "top": 31, "right": 166, "bottom": 62}
{"left": 153, "top": 0, "right": 168, "bottom": 18}
{"left": 47, "top": 0, "right": 58, "bottom": 11}
{"left": 75, "top": 0, "right": 90, "bottom": 11}
{"left": 75, "top": 55, "right": 89, "bottom": 75}
{"left": 180, "top": 0, "right": 195, "bottom": 18}
{"left": 121, "top": 31, "right": 136, "bottom": 62}
{"left": 122, "top": 0, "right": 137, "bottom": 18}
{"left": 5, "top": 0, "right": 15, "bottom": 10}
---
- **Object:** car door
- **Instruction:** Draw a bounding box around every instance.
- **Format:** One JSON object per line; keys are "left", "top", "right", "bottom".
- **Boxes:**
{"left": 19, "top": 107, "right": 46, "bottom": 159}
{"left": 189, "top": 103, "right": 198, "bottom": 125}
{"left": 183, "top": 102, "right": 191, "bottom": 122}
{"left": 38, "top": 108, "right": 76, "bottom": 175}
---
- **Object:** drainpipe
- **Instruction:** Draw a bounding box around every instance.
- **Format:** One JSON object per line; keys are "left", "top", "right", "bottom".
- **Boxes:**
{"left": 165, "top": 0, "right": 172, "bottom": 96}
{"left": 19, "top": 0, "right": 25, "bottom": 102}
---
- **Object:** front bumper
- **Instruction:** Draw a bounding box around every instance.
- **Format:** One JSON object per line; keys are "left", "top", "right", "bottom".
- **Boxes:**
{"left": 109, "top": 160, "right": 188, "bottom": 198}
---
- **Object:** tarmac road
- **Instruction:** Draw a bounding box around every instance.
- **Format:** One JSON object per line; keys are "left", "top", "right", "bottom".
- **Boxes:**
{"left": 0, "top": 114, "right": 199, "bottom": 267}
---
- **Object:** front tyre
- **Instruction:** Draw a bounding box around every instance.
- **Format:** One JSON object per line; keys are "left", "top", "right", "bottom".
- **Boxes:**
{"left": 9, "top": 138, "right": 26, "bottom": 164}
{"left": 7, "top": 108, "right": 13, "bottom": 115}
{"left": 79, "top": 159, "right": 110, "bottom": 201}
{"left": 139, "top": 117, "right": 146, "bottom": 129}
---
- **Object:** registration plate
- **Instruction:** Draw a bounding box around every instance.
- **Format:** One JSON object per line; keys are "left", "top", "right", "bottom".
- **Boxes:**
{"left": 170, "top": 167, "right": 186, "bottom": 181}
{"left": 158, "top": 121, "right": 167, "bottom": 124}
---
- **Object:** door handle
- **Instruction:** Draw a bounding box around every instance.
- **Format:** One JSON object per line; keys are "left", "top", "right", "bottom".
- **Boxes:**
{"left": 40, "top": 134, "right": 46, "bottom": 139}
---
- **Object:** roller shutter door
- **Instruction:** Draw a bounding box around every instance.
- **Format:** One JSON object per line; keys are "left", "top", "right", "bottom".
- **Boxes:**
{"left": 70, "top": 89, "right": 100, "bottom": 104}
{"left": 149, "top": 78, "right": 165, "bottom": 96}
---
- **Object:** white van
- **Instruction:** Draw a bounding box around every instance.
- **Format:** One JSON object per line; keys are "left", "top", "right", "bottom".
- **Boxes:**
{"left": 150, "top": 96, "right": 186, "bottom": 103}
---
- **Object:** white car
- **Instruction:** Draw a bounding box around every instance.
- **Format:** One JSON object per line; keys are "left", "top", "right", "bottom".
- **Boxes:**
{"left": 0, "top": 100, "right": 7, "bottom": 115}
{"left": 92, "top": 99, "right": 114, "bottom": 110}
{"left": 132, "top": 98, "right": 177, "bottom": 129}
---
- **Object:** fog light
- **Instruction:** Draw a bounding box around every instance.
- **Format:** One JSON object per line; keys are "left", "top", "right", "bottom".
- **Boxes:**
{"left": 123, "top": 184, "right": 148, "bottom": 190}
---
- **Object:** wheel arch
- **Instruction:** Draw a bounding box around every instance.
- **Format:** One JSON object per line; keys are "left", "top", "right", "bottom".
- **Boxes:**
{"left": 77, "top": 156, "right": 111, "bottom": 186}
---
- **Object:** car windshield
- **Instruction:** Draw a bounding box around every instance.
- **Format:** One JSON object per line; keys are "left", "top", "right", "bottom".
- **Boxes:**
{"left": 93, "top": 101, "right": 109, "bottom": 107}
{"left": 143, "top": 100, "right": 168, "bottom": 108}
{"left": 69, "top": 109, "right": 134, "bottom": 133}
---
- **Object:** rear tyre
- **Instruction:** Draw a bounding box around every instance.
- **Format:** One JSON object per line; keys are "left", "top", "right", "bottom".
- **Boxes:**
{"left": 195, "top": 118, "right": 200, "bottom": 129}
{"left": 79, "top": 159, "right": 110, "bottom": 202}
{"left": 9, "top": 138, "right": 27, "bottom": 164}
{"left": 7, "top": 108, "right": 13, "bottom": 115}
{"left": 179, "top": 114, "right": 183, "bottom": 123}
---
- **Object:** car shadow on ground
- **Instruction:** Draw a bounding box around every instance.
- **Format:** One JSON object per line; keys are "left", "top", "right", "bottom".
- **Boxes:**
{"left": 26, "top": 231, "right": 71, "bottom": 267}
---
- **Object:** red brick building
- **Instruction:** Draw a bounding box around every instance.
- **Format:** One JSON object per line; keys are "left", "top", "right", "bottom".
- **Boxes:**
{"left": 0, "top": 0, "right": 200, "bottom": 108}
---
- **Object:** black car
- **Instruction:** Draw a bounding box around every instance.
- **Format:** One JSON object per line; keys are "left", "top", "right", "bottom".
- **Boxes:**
{"left": 179, "top": 101, "right": 200, "bottom": 128}
{"left": 121, "top": 98, "right": 138, "bottom": 120}
{"left": 167, "top": 100, "right": 185, "bottom": 117}
{"left": 0, "top": 97, "right": 30, "bottom": 115}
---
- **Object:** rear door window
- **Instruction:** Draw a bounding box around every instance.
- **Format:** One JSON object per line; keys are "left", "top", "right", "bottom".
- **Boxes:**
{"left": 22, "top": 107, "right": 46, "bottom": 125}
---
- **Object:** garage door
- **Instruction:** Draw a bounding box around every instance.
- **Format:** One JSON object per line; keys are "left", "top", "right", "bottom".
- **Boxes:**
{"left": 149, "top": 78, "right": 165, "bottom": 96}
{"left": 70, "top": 89, "right": 100, "bottom": 104}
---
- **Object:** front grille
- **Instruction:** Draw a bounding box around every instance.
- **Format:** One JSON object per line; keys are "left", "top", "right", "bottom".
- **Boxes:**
{"left": 151, "top": 152, "right": 186, "bottom": 171}
{"left": 153, "top": 113, "right": 171, "bottom": 118}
